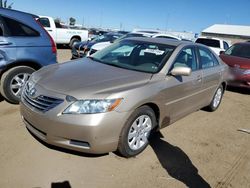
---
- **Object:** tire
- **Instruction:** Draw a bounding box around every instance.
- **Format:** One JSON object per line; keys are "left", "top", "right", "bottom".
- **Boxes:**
{"left": 69, "top": 38, "right": 80, "bottom": 48}
{"left": 117, "top": 106, "right": 157, "bottom": 158}
{"left": 0, "top": 66, "right": 35, "bottom": 104}
{"left": 206, "top": 85, "right": 224, "bottom": 112}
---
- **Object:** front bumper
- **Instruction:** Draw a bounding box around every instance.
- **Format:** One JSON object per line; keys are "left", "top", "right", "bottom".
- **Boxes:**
{"left": 20, "top": 91, "right": 131, "bottom": 154}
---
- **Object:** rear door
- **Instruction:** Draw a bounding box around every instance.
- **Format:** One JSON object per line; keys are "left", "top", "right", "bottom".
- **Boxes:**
{"left": 0, "top": 15, "right": 55, "bottom": 66}
{"left": 197, "top": 46, "right": 221, "bottom": 106}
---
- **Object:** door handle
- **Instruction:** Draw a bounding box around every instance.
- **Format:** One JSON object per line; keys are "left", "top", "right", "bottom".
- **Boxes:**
{"left": 0, "top": 41, "right": 12, "bottom": 46}
{"left": 197, "top": 75, "right": 202, "bottom": 82}
{"left": 47, "top": 30, "right": 52, "bottom": 32}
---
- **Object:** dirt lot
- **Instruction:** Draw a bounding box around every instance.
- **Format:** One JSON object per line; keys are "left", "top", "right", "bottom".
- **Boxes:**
{"left": 0, "top": 49, "right": 249, "bottom": 188}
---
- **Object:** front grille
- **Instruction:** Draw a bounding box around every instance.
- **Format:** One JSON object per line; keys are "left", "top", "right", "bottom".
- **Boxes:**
{"left": 22, "top": 89, "right": 64, "bottom": 112}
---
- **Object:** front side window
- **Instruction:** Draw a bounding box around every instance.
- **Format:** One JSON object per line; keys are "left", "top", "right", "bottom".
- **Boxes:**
{"left": 2, "top": 16, "right": 39, "bottom": 37}
{"left": 172, "top": 47, "right": 197, "bottom": 71}
{"left": 198, "top": 47, "right": 217, "bottom": 69}
{"left": 92, "top": 40, "right": 175, "bottom": 73}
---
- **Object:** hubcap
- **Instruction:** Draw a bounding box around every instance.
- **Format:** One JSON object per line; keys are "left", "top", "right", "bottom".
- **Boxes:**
{"left": 10, "top": 73, "right": 30, "bottom": 97}
{"left": 213, "top": 88, "right": 222, "bottom": 108}
{"left": 128, "top": 115, "right": 152, "bottom": 151}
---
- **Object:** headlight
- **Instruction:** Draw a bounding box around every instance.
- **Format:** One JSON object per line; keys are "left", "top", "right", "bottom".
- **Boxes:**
{"left": 63, "top": 98, "right": 123, "bottom": 114}
{"left": 243, "top": 69, "right": 250, "bottom": 75}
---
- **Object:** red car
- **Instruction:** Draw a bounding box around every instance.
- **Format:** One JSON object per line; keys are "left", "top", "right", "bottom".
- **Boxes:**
{"left": 220, "top": 42, "right": 250, "bottom": 89}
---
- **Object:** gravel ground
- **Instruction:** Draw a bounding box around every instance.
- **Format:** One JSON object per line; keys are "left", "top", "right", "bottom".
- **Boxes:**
{"left": 0, "top": 49, "right": 249, "bottom": 188}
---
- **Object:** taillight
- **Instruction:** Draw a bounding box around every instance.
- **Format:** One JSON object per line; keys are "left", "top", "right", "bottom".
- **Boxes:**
{"left": 34, "top": 18, "right": 57, "bottom": 54}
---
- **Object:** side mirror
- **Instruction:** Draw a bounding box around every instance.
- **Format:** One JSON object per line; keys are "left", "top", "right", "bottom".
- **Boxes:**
{"left": 170, "top": 66, "right": 191, "bottom": 76}
{"left": 219, "top": 51, "right": 225, "bottom": 55}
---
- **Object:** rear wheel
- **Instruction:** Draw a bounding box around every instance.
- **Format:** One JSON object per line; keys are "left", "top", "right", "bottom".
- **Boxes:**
{"left": 117, "top": 106, "right": 156, "bottom": 158}
{"left": 69, "top": 38, "right": 80, "bottom": 48}
{"left": 0, "top": 66, "right": 35, "bottom": 104}
{"left": 206, "top": 85, "right": 224, "bottom": 112}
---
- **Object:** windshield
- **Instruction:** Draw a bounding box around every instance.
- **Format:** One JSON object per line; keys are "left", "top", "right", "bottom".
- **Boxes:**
{"left": 225, "top": 43, "right": 250, "bottom": 59}
{"left": 91, "top": 40, "right": 175, "bottom": 73}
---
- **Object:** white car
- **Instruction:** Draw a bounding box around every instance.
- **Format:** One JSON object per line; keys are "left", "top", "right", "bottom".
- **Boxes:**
{"left": 38, "top": 16, "right": 89, "bottom": 47}
{"left": 195, "top": 37, "right": 230, "bottom": 55}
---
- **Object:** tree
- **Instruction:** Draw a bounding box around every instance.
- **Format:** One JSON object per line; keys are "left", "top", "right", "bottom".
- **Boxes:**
{"left": 0, "top": 0, "right": 13, "bottom": 9}
{"left": 69, "top": 17, "right": 76, "bottom": 26}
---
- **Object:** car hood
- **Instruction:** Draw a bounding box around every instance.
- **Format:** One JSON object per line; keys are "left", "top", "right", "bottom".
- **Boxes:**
{"left": 33, "top": 58, "right": 152, "bottom": 99}
{"left": 220, "top": 54, "right": 250, "bottom": 69}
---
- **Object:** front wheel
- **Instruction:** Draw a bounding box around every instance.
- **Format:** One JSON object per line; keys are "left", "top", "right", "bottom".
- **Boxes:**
{"left": 117, "top": 106, "right": 156, "bottom": 158}
{"left": 206, "top": 85, "right": 224, "bottom": 112}
{"left": 0, "top": 66, "right": 35, "bottom": 104}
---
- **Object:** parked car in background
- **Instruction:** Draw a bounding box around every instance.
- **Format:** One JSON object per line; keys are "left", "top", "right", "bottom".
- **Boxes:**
{"left": 71, "top": 32, "right": 123, "bottom": 59}
{"left": 0, "top": 8, "right": 57, "bottom": 104}
{"left": 37, "top": 16, "right": 89, "bottom": 48}
{"left": 88, "top": 28, "right": 109, "bottom": 41}
{"left": 196, "top": 37, "right": 230, "bottom": 55}
{"left": 220, "top": 42, "right": 250, "bottom": 89}
{"left": 20, "top": 38, "right": 228, "bottom": 157}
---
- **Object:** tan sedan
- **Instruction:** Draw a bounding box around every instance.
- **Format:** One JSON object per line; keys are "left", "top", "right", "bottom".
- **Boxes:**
{"left": 20, "top": 38, "right": 228, "bottom": 157}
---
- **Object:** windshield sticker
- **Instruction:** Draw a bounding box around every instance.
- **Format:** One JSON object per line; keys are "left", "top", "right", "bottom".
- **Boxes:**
{"left": 143, "top": 49, "right": 165, "bottom": 55}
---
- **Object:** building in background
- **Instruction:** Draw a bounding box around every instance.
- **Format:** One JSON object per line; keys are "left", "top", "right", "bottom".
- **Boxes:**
{"left": 201, "top": 24, "right": 250, "bottom": 44}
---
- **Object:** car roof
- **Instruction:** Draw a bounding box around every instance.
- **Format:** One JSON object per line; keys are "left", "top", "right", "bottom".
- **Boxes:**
{"left": 233, "top": 41, "right": 250, "bottom": 46}
{"left": 0, "top": 8, "right": 38, "bottom": 18}
{"left": 122, "top": 37, "right": 192, "bottom": 47}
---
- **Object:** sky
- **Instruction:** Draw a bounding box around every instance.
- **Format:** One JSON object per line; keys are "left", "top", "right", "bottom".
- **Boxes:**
{"left": 11, "top": 0, "right": 250, "bottom": 33}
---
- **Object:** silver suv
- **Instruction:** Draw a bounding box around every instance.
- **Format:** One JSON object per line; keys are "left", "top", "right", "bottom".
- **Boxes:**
{"left": 0, "top": 8, "right": 57, "bottom": 104}
{"left": 20, "top": 38, "right": 228, "bottom": 157}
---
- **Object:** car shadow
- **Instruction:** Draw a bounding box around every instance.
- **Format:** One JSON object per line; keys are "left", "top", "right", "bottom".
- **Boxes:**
{"left": 57, "top": 44, "right": 70, "bottom": 49}
{"left": 51, "top": 181, "right": 71, "bottom": 188}
{"left": 0, "top": 94, "right": 4, "bottom": 103}
{"left": 27, "top": 128, "right": 108, "bottom": 158}
{"left": 227, "top": 86, "right": 250, "bottom": 95}
{"left": 149, "top": 132, "right": 211, "bottom": 188}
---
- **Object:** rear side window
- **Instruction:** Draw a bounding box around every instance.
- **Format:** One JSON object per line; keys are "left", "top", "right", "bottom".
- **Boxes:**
{"left": 38, "top": 17, "right": 50, "bottom": 28}
{"left": 2, "top": 16, "right": 39, "bottom": 37}
{"left": 196, "top": 38, "right": 220, "bottom": 48}
{"left": 198, "top": 47, "right": 219, "bottom": 69}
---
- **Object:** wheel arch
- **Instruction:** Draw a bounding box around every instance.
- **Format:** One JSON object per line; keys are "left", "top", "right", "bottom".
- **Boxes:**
{"left": 0, "top": 60, "right": 42, "bottom": 81}
{"left": 70, "top": 35, "right": 81, "bottom": 42}
{"left": 138, "top": 102, "right": 160, "bottom": 129}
